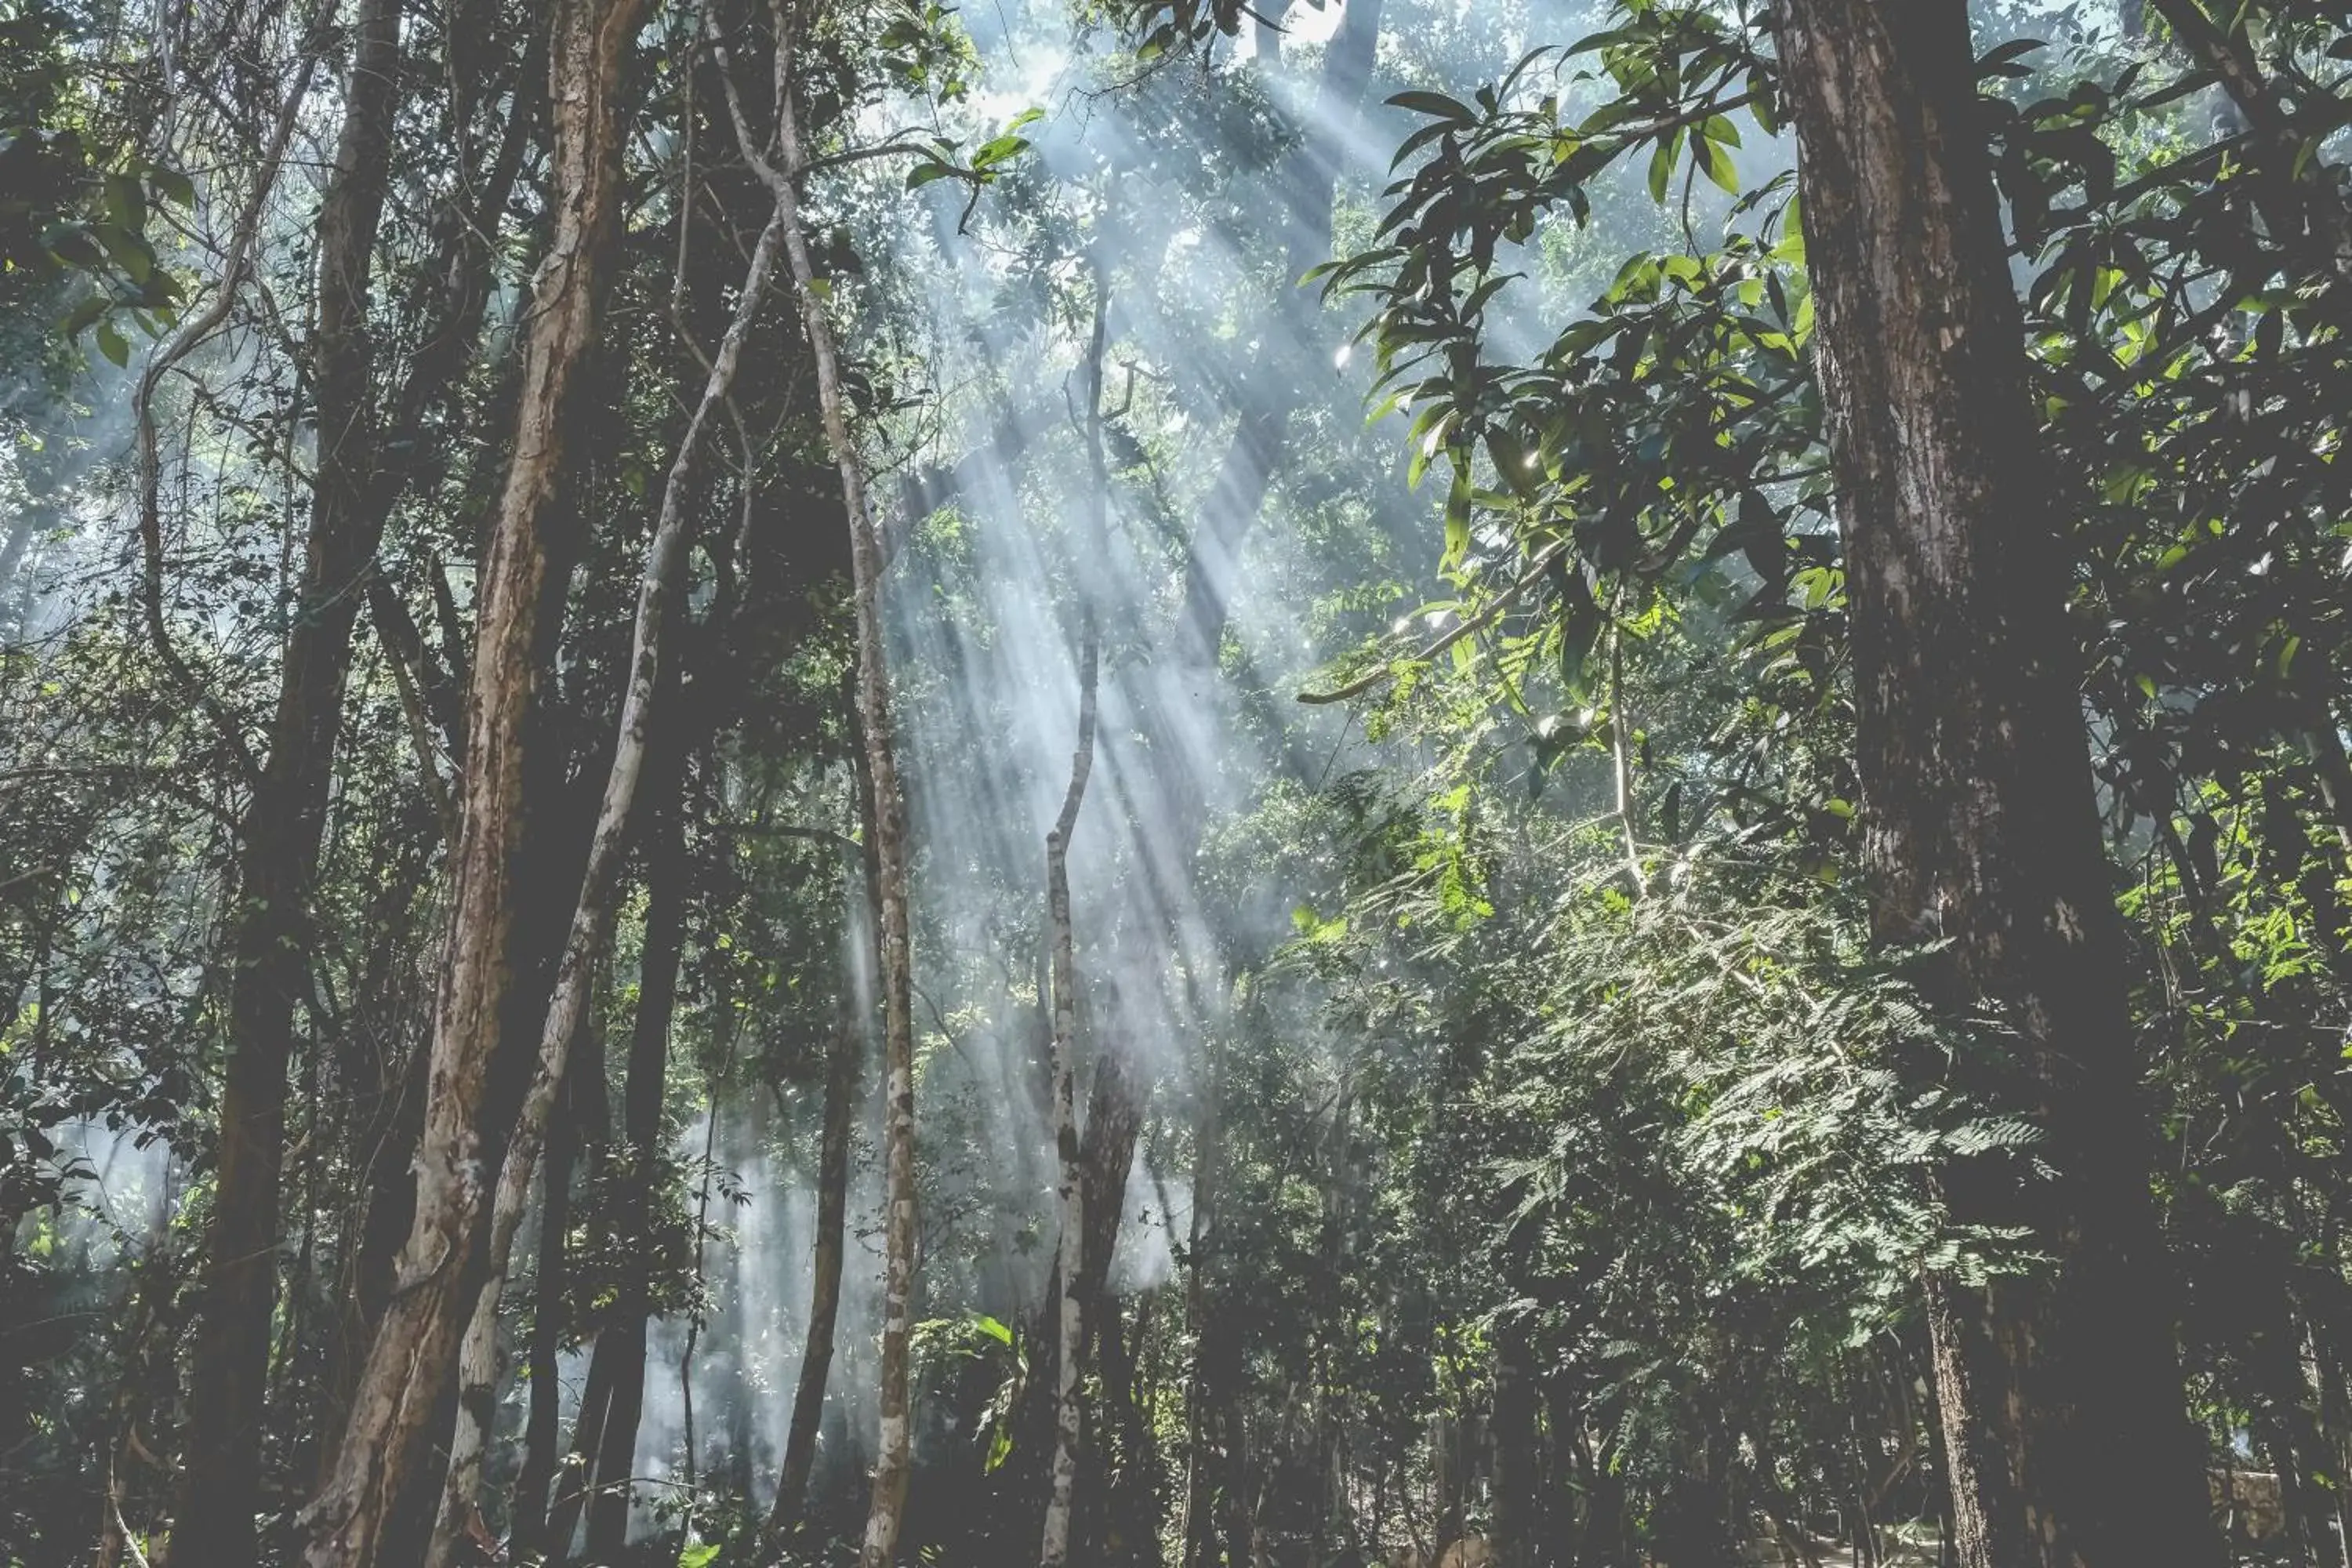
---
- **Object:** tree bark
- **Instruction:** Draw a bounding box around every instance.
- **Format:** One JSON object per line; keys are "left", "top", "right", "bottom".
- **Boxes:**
{"left": 426, "top": 96, "right": 791, "bottom": 1566}
{"left": 1040, "top": 273, "right": 1111, "bottom": 1568}
{"left": 1136, "top": 31, "right": 1386, "bottom": 1560}
{"left": 1771, "top": 4, "right": 2224, "bottom": 1566}
{"left": 1179, "top": 1076, "right": 1236, "bottom": 1568}
{"left": 579, "top": 781, "right": 688, "bottom": 1566}
{"left": 770, "top": 754, "right": 877, "bottom": 1543}
{"left": 297, "top": 0, "right": 646, "bottom": 1555}
{"left": 746, "top": 16, "right": 924, "bottom": 1563}
{"left": 509, "top": 1018, "right": 597, "bottom": 1557}
{"left": 168, "top": 2, "right": 403, "bottom": 1559}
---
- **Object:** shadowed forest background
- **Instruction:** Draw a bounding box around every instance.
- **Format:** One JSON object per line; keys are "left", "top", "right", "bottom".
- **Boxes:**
{"left": 5, "top": 0, "right": 2352, "bottom": 1564}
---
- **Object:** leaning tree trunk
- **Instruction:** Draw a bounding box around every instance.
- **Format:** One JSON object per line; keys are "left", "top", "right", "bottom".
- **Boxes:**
{"left": 309, "top": 28, "right": 540, "bottom": 1481}
{"left": 1039, "top": 274, "right": 1112, "bottom": 1568}
{"left": 770, "top": 751, "right": 878, "bottom": 1543}
{"left": 508, "top": 1017, "right": 596, "bottom": 1555}
{"left": 746, "top": 15, "right": 924, "bottom": 1563}
{"left": 533, "top": 711, "right": 688, "bottom": 1567}
{"left": 297, "top": 0, "right": 645, "bottom": 1557}
{"left": 426, "top": 90, "right": 793, "bottom": 1568}
{"left": 165, "top": 2, "right": 403, "bottom": 1560}
{"left": 1771, "top": 4, "right": 2225, "bottom": 1566}
{"left": 579, "top": 768, "right": 688, "bottom": 1566}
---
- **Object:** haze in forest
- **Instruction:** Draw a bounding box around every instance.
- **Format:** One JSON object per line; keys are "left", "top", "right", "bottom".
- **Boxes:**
{"left": 5, "top": 1, "right": 2350, "bottom": 1566}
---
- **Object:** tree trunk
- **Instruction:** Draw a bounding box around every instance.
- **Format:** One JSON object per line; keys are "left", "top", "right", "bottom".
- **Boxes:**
{"left": 297, "top": 0, "right": 646, "bottom": 1555}
{"left": 428, "top": 105, "right": 788, "bottom": 1562}
{"left": 751, "top": 16, "right": 924, "bottom": 1563}
{"left": 1180, "top": 1076, "right": 1230, "bottom": 1568}
{"left": 510, "top": 1022, "right": 598, "bottom": 1556}
{"left": 579, "top": 782, "right": 688, "bottom": 1565}
{"left": 1040, "top": 272, "right": 1111, "bottom": 1568}
{"left": 770, "top": 891, "right": 866, "bottom": 1541}
{"left": 1771, "top": 4, "right": 2224, "bottom": 1565}
{"left": 309, "top": 12, "right": 538, "bottom": 1493}
{"left": 169, "top": 3, "right": 404, "bottom": 1559}
{"left": 1118, "top": 29, "right": 1388, "bottom": 1563}
{"left": 767, "top": 728, "right": 881, "bottom": 1545}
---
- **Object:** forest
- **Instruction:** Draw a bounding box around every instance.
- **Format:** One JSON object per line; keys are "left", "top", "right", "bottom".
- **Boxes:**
{"left": 4, "top": 0, "right": 2351, "bottom": 1563}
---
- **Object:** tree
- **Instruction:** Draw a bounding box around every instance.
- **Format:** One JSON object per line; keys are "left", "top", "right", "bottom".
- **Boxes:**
{"left": 299, "top": 0, "right": 648, "bottom": 1554}
{"left": 1771, "top": 3, "right": 2223, "bottom": 1559}
{"left": 169, "top": 2, "right": 404, "bottom": 1556}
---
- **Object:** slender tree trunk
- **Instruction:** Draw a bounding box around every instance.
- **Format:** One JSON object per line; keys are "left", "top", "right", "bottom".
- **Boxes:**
{"left": 297, "top": 0, "right": 645, "bottom": 1555}
{"left": 540, "top": 1329, "right": 618, "bottom": 1566}
{"left": 2253, "top": 1279, "right": 2348, "bottom": 1568}
{"left": 1118, "top": 32, "right": 1389, "bottom": 1563}
{"left": 429, "top": 988, "right": 597, "bottom": 1568}
{"left": 744, "top": 17, "right": 924, "bottom": 1562}
{"left": 309, "top": 10, "right": 537, "bottom": 1490}
{"left": 1180, "top": 1078, "right": 1225, "bottom": 1568}
{"left": 427, "top": 100, "right": 790, "bottom": 1564}
{"left": 169, "top": 4, "right": 403, "bottom": 1559}
{"left": 579, "top": 781, "right": 688, "bottom": 1565}
{"left": 510, "top": 1019, "right": 597, "bottom": 1557}
{"left": 771, "top": 770, "right": 875, "bottom": 1541}
{"left": 1040, "top": 706, "right": 1097, "bottom": 1568}
{"left": 1771, "top": 5, "right": 2224, "bottom": 1565}
{"left": 1040, "top": 273, "right": 1111, "bottom": 1568}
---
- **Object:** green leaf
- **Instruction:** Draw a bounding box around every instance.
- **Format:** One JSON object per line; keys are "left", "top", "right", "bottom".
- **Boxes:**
{"left": 678, "top": 1544, "right": 720, "bottom": 1568}
{"left": 1698, "top": 136, "right": 1740, "bottom": 196}
{"left": 1388, "top": 89, "right": 1475, "bottom": 123}
{"left": 95, "top": 320, "right": 129, "bottom": 368}
{"left": 1976, "top": 38, "right": 2045, "bottom": 79}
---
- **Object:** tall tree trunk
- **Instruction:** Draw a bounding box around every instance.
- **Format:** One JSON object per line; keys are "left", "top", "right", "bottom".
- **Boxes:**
{"left": 169, "top": 3, "right": 403, "bottom": 1559}
{"left": 577, "top": 778, "right": 688, "bottom": 1566}
{"left": 510, "top": 1018, "right": 597, "bottom": 1556}
{"left": 297, "top": 0, "right": 646, "bottom": 1555}
{"left": 1040, "top": 273, "right": 1111, "bottom": 1568}
{"left": 770, "top": 759, "right": 877, "bottom": 1543}
{"left": 427, "top": 93, "right": 790, "bottom": 1565}
{"left": 1181, "top": 1080, "right": 1248, "bottom": 1568}
{"left": 1770, "top": 4, "right": 2224, "bottom": 1565}
{"left": 540, "top": 1327, "right": 619, "bottom": 1566}
{"left": 748, "top": 16, "right": 924, "bottom": 1563}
